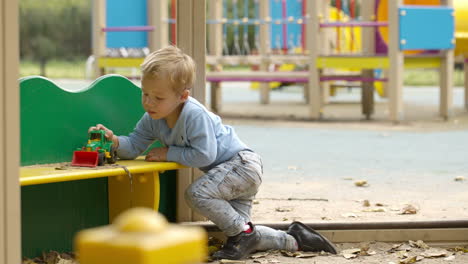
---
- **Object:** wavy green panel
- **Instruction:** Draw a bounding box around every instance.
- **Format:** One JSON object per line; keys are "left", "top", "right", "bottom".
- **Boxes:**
{"left": 20, "top": 74, "right": 144, "bottom": 166}
{"left": 20, "top": 75, "right": 176, "bottom": 257}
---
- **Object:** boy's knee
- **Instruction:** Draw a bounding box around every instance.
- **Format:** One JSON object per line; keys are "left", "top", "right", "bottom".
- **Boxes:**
{"left": 184, "top": 185, "right": 196, "bottom": 205}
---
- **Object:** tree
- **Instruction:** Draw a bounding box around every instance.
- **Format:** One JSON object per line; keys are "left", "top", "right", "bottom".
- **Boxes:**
{"left": 20, "top": 0, "right": 91, "bottom": 76}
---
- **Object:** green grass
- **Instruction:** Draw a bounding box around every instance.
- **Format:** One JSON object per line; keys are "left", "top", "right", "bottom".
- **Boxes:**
{"left": 404, "top": 69, "right": 464, "bottom": 87}
{"left": 21, "top": 59, "right": 465, "bottom": 86}
{"left": 20, "top": 59, "right": 87, "bottom": 79}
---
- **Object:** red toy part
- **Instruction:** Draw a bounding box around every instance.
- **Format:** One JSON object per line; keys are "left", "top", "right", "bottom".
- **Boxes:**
{"left": 72, "top": 151, "right": 99, "bottom": 167}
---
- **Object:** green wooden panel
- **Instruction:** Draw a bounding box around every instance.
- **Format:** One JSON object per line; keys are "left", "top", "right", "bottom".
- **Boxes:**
{"left": 20, "top": 75, "right": 176, "bottom": 257}
{"left": 21, "top": 178, "right": 109, "bottom": 258}
{"left": 20, "top": 74, "right": 144, "bottom": 165}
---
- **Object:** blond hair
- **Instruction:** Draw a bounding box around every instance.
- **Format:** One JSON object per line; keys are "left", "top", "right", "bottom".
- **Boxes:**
{"left": 141, "top": 46, "right": 196, "bottom": 93}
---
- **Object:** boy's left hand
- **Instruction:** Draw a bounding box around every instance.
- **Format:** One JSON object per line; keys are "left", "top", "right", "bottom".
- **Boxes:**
{"left": 145, "top": 147, "right": 168, "bottom": 162}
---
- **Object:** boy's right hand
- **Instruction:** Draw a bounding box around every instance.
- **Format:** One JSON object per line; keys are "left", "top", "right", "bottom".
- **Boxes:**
{"left": 88, "top": 124, "right": 119, "bottom": 148}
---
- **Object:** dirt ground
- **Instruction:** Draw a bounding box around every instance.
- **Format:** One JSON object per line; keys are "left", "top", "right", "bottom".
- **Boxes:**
{"left": 209, "top": 242, "right": 468, "bottom": 264}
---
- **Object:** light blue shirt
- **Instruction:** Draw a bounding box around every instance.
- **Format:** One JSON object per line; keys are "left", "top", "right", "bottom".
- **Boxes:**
{"left": 117, "top": 97, "right": 249, "bottom": 172}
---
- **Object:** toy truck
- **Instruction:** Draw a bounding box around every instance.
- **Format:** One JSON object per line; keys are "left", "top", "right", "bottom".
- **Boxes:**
{"left": 72, "top": 130, "right": 117, "bottom": 167}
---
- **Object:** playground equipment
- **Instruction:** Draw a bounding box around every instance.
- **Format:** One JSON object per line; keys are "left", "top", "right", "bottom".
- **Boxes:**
{"left": 205, "top": 0, "right": 456, "bottom": 121}
{"left": 91, "top": 0, "right": 170, "bottom": 77}
{"left": 75, "top": 207, "right": 207, "bottom": 264}
{"left": 19, "top": 75, "right": 185, "bottom": 257}
{"left": 72, "top": 130, "right": 117, "bottom": 167}
{"left": 91, "top": 0, "right": 468, "bottom": 121}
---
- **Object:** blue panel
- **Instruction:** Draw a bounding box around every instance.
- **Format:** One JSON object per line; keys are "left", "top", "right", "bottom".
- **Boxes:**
{"left": 106, "top": 0, "right": 148, "bottom": 48}
{"left": 270, "top": 0, "right": 303, "bottom": 50}
{"left": 399, "top": 6, "right": 454, "bottom": 50}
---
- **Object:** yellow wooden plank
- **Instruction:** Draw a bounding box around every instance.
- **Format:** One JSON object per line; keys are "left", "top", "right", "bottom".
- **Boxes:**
{"left": 405, "top": 57, "right": 442, "bottom": 69}
{"left": 20, "top": 157, "right": 185, "bottom": 186}
{"left": 98, "top": 57, "right": 145, "bottom": 68}
{"left": 316, "top": 56, "right": 441, "bottom": 69}
{"left": 317, "top": 56, "right": 390, "bottom": 69}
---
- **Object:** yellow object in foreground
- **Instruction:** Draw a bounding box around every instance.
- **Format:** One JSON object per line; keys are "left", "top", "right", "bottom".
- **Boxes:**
{"left": 75, "top": 207, "right": 207, "bottom": 264}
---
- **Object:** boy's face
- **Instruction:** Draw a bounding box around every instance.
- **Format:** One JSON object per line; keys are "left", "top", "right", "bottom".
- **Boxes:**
{"left": 141, "top": 76, "right": 188, "bottom": 120}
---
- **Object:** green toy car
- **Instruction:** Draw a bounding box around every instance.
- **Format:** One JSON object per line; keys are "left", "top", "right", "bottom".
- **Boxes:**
{"left": 72, "top": 130, "right": 117, "bottom": 167}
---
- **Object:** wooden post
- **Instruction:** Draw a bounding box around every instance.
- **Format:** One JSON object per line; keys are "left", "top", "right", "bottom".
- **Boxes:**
{"left": 361, "top": 0, "right": 376, "bottom": 119}
{"left": 319, "top": 0, "right": 330, "bottom": 105}
{"left": 0, "top": 0, "right": 21, "bottom": 262}
{"left": 465, "top": 58, "right": 468, "bottom": 110}
{"left": 92, "top": 0, "right": 106, "bottom": 77}
{"left": 306, "top": 0, "right": 322, "bottom": 119}
{"left": 439, "top": 0, "right": 454, "bottom": 120}
{"left": 259, "top": 0, "right": 270, "bottom": 104}
{"left": 148, "top": 0, "right": 169, "bottom": 51}
{"left": 388, "top": 0, "right": 404, "bottom": 122}
{"left": 209, "top": 0, "right": 223, "bottom": 113}
{"left": 176, "top": 0, "right": 207, "bottom": 222}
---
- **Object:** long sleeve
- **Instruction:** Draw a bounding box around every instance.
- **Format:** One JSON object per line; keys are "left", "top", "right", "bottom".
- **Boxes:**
{"left": 166, "top": 112, "right": 217, "bottom": 168}
{"left": 117, "top": 114, "right": 157, "bottom": 159}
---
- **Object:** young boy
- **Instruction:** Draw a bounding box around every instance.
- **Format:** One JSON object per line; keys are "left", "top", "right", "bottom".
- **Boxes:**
{"left": 89, "top": 46, "right": 337, "bottom": 260}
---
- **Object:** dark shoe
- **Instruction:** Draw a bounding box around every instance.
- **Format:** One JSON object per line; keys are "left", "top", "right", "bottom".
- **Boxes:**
{"left": 211, "top": 223, "right": 260, "bottom": 260}
{"left": 287, "top": 221, "right": 338, "bottom": 254}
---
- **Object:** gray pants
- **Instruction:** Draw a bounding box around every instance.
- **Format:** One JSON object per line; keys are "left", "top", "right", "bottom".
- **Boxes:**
{"left": 185, "top": 150, "right": 297, "bottom": 252}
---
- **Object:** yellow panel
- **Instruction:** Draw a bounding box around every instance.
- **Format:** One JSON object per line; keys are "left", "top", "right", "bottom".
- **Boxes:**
{"left": 20, "top": 157, "right": 185, "bottom": 186}
{"left": 98, "top": 58, "right": 145, "bottom": 68}
{"left": 109, "top": 172, "right": 160, "bottom": 222}
{"left": 317, "top": 57, "right": 390, "bottom": 69}
{"left": 317, "top": 56, "right": 441, "bottom": 69}
{"left": 404, "top": 57, "right": 441, "bottom": 68}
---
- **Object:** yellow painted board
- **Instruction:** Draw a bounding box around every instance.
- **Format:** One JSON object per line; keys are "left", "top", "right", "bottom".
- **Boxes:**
{"left": 405, "top": 57, "right": 441, "bottom": 69}
{"left": 317, "top": 57, "right": 390, "bottom": 69}
{"left": 20, "top": 157, "right": 185, "bottom": 186}
{"left": 98, "top": 58, "right": 145, "bottom": 68}
{"left": 317, "top": 56, "right": 441, "bottom": 69}
{"left": 108, "top": 171, "right": 161, "bottom": 222}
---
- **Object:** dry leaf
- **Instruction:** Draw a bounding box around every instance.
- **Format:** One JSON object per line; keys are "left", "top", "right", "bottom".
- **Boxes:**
{"left": 295, "top": 252, "right": 318, "bottom": 258}
{"left": 375, "top": 203, "right": 385, "bottom": 206}
{"left": 343, "top": 253, "right": 358, "bottom": 259}
{"left": 450, "top": 246, "right": 468, "bottom": 253}
{"left": 363, "top": 200, "right": 371, "bottom": 207}
{"left": 342, "top": 212, "right": 358, "bottom": 218}
{"left": 400, "top": 205, "right": 418, "bottom": 215}
{"left": 253, "top": 200, "right": 260, "bottom": 204}
{"left": 399, "top": 256, "right": 420, "bottom": 264}
{"left": 454, "top": 176, "right": 465, "bottom": 181}
{"left": 281, "top": 250, "right": 299, "bottom": 257}
{"left": 220, "top": 260, "right": 246, "bottom": 264}
{"left": 341, "top": 248, "right": 361, "bottom": 259}
{"left": 362, "top": 208, "right": 386, "bottom": 212}
{"left": 354, "top": 180, "right": 369, "bottom": 187}
{"left": 409, "top": 240, "right": 429, "bottom": 249}
{"left": 282, "top": 217, "right": 289, "bottom": 221}
{"left": 275, "top": 207, "right": 292, "bottom": 212}
{"left": 395, "top": 251, "right": 409, "bottom": 259}
{"left": 421, "top": 249, "right": 448, "bottom": 258}
{"left": 250, "top": 252, "right": 269, "bottom": 259}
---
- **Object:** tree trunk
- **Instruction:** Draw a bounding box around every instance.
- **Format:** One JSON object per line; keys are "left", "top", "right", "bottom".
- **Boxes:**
{"left": 39, "top": 58, "right": 47, "bottom": 77}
